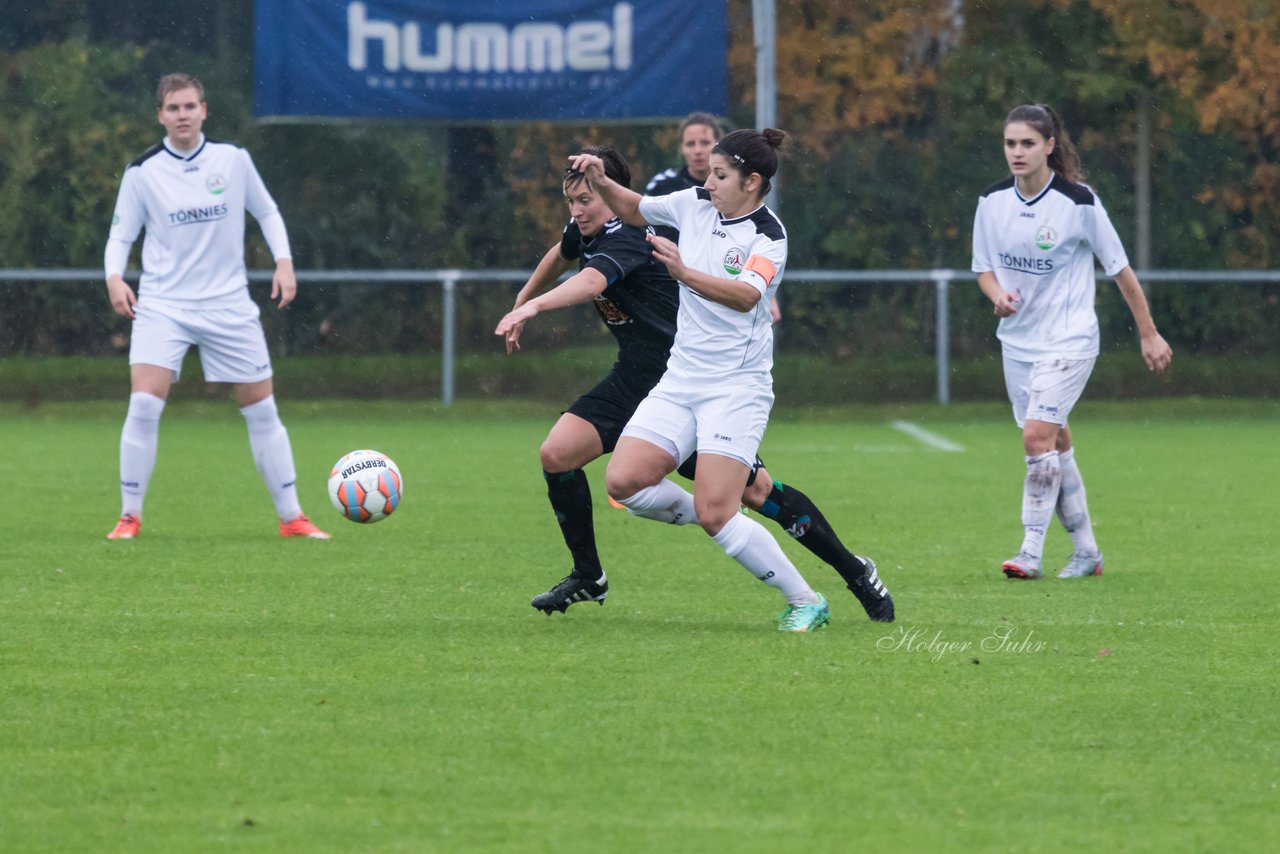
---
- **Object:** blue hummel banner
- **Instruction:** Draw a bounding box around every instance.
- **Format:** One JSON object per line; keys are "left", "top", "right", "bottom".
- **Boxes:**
{"left": 254, "top": 0, "right": 727, "bottom": 121}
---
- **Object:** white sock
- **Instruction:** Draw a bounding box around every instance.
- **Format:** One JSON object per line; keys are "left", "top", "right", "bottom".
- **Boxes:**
{"left": 119, "top": 392, "right": 165, "bottom": 517}
{"left": 240, "top": 395, "right": 302, "bottom": 521}
{"left": 713, "top": 513, "right": 819, "bottom": 605}
{"left": 1019, "top": 450, "right": 1061, "bottom": 558}
{"left": 616, "top": 479, "right": 697, "bottom": 525}
{"left": 1056, "top": 448, "right": 1099, "bottom": 556}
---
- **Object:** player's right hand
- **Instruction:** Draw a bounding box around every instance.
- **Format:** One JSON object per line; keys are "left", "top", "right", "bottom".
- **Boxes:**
{"left": 992, "top": 290, "right": 1020, "bottom": 317}
{"left": 106, "top": 275, "right": 137, "bottom": 319}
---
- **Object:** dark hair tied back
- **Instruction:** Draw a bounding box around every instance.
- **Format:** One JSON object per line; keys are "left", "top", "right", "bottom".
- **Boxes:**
{"left": 1004, "top": 103, "right": 1085, "bottom": 184}
{"left": 714, "top": 127, "right": 787, "bottom": 197}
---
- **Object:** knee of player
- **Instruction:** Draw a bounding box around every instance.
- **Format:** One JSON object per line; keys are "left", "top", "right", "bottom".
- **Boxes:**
{"left": 603, "top": 463, "right": 649, "bottom": 503}
{"left": 739, "top": 473, "right": 771, "bottom": 511}
{"left": 538, "top": 442, "right": 573, "bottom": 472}
{"left": 694, "top": 497, "right": 739, "bottom": 534}
{"left": 1021, "top": 424, "right": 1059, "bottom": 456}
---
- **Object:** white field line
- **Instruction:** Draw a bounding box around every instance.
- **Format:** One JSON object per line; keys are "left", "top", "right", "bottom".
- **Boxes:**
{"left": 889, "top": 420, "right": 965, "bottom": 452}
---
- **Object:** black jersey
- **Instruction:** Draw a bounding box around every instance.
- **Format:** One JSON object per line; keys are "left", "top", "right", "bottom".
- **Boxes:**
{"left": 559, "top": 217, "right": 679, "bottom": 365}
{"left": 643, "top": 166, "right": 701, "bottom": 242}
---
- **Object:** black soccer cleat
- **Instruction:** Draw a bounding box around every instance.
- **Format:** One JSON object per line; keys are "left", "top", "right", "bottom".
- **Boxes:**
{"left": 531, "top": 572, "right": 609, "bottom": 615}
{"left": 847, "top": 556, "right": 894, "bottom": 622}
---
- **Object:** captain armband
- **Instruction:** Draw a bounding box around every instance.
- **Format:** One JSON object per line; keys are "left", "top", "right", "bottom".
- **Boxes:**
{"left": 743, "top": 255, "right": 777, "bottom": 286}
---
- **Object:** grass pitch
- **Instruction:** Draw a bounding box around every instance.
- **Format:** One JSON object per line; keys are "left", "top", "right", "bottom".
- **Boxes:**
{"left": 1, "top": 398, "right": 1277, "bottom": 852}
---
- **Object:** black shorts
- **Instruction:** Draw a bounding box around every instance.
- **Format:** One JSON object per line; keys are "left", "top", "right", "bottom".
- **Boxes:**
{"left": 565, "top": 361, "right": 664, "bottom": 454}
{"left": 675, "top": 451, "right": 766, "bottom": 487}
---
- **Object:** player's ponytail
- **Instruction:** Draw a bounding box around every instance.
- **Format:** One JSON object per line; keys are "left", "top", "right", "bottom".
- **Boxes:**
{"left": 1005, "top": 104, "right": 1085, "bottom": 184}
{"left": 715, "top": 128, "right": 787, "bottom": 197}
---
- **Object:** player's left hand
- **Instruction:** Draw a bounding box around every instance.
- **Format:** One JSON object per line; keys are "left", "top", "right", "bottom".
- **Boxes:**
{"left": 272, "top": 258, "right": 297, "bottom": 308}
{"left": 495, "top": 305, "right": 536, "bottom": 353}
{"left": 646, "top": 233, "right": 686, "bottom": 281}
{"left": 1141, "top": 332, "right": 1172, "bottom": 372}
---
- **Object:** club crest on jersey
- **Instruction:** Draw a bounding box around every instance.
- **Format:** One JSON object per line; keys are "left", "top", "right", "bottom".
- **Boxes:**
{"left": 1035, "top": 225, "right": 1057, "bottom": 250}
{"left": 722, "top": 247, "right": 745, "bottom": 275}
{"left": 206, "top": 174, "right": 227, "bottom": 195}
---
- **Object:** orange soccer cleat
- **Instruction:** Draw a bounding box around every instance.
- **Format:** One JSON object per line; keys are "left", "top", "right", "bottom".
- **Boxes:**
{"left": 279, "top": 514, "right": 332, "bottom": 539}
{"left": 106, "top": 514, "right": 141, "bottom": 540}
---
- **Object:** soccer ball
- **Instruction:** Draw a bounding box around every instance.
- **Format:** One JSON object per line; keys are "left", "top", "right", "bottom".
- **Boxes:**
{"left": 328, "top": 450, "right": 403, "bottom": 523}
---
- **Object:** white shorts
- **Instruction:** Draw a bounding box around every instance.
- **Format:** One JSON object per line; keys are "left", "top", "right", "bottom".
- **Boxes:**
{"left": 1003, "top": 356, "right": 1096, "bottom": 428}
{"left": 130, "top": 295, "right": 273, "bottom": 384}
{"left": 620, "top": 374, "right": 774, "bottom": 469}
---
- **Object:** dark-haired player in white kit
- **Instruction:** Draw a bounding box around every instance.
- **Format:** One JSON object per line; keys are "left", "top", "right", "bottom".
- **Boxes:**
{"left": 103, "top": 73, "right": 329, "bottom": 540}
{"left": 972, "top": 103, "right": 1171, "bottom": 579}
{"left": 496, "top": 146, "right": 892, "bottom": 625}
{"left": 647, "top": 112, "right": 782, "bottom": 324}
{"left": 568, "top": 129, "right": 885, "bottom": 631}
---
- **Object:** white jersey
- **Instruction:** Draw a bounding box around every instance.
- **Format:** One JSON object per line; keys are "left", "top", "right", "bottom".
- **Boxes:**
{"left": 971, "top": 173, "right": 1128, "bottom": 361}
{"left": 105, "top": 136, "right": 289, "bottom": 305}
{"left": 638, "top": 187, "right": 786, "bottom": 383}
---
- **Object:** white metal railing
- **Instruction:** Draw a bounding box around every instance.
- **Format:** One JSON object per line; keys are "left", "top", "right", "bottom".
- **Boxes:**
{"left": 4, "top": 268, "right": 1277, "bottom": 405}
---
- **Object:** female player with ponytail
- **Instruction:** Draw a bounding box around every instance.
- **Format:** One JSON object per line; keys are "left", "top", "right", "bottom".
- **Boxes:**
{"left": 972, "top": 104, "right": 1172, "bottom": 580}
{"left": 566, "top": 129, "right": 863, "bottom": 631}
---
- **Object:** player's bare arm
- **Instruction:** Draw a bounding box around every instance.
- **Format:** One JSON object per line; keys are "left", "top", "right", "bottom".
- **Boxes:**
{"left": 270, "top": 258, "right": 297, "bottom": 308}
{"left": 498, "top": 245, "right": 576, "bottom": 353}
{"left": 495, "top": 268, "right": 609, "bottom": 352}
{"left": 647, "top": 233, "right": 760, "bottom": 312}
{"left": 977, "top": 270, "right": 1019, "bottom": 317}
{"left": 1113, "top": 266, "right": 1172, "bottom": 372}
{"left": 106, "top": 274, "right": 138, "bottom": 319}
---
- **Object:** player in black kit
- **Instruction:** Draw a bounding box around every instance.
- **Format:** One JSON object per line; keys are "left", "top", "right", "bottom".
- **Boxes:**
{"left": 495, "top": 146, "right": 892, "bottom": 622}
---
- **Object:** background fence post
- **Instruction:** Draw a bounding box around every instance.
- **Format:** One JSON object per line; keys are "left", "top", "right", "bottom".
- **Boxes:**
{"left": 442, "top": 273, "right": 457, "bottom": 406}
{"left": 934, "top": 270, "right": 951, "bottom": 405}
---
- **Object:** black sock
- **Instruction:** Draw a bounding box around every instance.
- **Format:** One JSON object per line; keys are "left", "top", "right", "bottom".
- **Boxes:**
{"left": 757, "top": 481, "right": 868, "bottom": 587}
{"left": 544, "top": 469, "right": 602, "bottom": 578}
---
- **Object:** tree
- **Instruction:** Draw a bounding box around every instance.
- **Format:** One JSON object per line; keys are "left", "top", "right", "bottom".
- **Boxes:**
{"left": 1090, "top": 0, "right": 1280, "bottom": 265}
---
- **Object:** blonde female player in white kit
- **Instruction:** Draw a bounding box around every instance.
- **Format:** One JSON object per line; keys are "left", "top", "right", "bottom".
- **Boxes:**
{"left": 971, "top": 103, "right": 1171, "bottom": 579}
{"left": 567, "top": 129, "right": 833, "bottom": 632}
{"left": 103, "top": 73, "right": 329, "bottom": 540}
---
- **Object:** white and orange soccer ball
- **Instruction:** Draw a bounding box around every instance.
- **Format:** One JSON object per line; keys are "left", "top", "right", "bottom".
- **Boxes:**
{"left": 328, "top": 450, "right": 403, "bottom": 523}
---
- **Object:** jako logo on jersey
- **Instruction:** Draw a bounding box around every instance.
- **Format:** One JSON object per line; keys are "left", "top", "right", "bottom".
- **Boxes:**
{"left": 997, "top": 252, "right": 1053, "bottom": 273}
{"left": 1035, "top": 225, "right": 1057, "bottom": 250}
{"left": 206, "top": 174, "right": 227, "bottom": 195}
{"left": 347, "top": 2, "right": 633, "bottom": 73}
{"left": 168, "top": 204, "right": 229, "bottom": 225}
{"left": 722, "top": 248, "right": 744, "bottom": 275}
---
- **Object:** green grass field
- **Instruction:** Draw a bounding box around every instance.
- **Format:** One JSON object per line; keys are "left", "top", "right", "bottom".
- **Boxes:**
{"left": 2, "top": 398, "right": 1277, "bottom": 852}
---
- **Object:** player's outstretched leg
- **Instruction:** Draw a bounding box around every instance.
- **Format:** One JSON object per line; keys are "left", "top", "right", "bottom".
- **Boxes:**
{"left": 755, "top": 481, "right": 894, "bottom": 622}
{"left": 709, "top": 511, "right": 829, "bottom": 632}
{"left": 532, "top": 469, "right": 609, "bottom": 614}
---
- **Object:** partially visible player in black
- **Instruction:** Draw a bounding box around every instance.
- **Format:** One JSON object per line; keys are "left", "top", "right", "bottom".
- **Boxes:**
{"left": 495, "top": 146, "right": 893, "bottom": 622}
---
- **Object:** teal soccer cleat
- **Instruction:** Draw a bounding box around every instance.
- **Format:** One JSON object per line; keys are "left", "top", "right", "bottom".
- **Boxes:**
{"left": 778, "top": 594, "right": 831, "bottom": 632}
